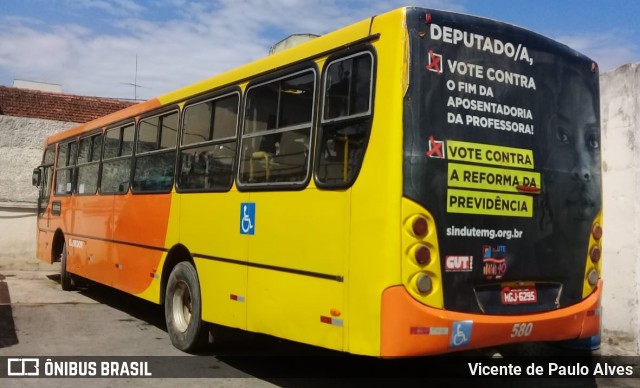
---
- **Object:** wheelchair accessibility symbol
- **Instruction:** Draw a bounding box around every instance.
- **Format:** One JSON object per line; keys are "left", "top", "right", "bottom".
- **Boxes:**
{"left": 240, "top": 202, "right": 255, "bottom": 235}
{"left": 450, "top": 320, "right": 473, "bottom": 348}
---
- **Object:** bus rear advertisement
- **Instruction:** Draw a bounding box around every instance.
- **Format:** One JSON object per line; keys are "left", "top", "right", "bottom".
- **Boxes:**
{"left": 32, "top": 7, "right": 602, "bottom": 357}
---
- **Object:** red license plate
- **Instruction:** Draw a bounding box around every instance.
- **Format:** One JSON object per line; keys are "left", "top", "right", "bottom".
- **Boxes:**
{"left": 501, "top": 287, "right": 537, "bottom": 304}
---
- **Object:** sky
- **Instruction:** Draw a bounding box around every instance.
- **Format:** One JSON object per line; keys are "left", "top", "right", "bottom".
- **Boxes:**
{"left": 0, "top": 0, "right": 638, "bottom": 101}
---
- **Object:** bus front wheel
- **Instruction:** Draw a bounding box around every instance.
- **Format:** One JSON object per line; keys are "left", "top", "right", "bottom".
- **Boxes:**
{"left": 165, "top": 262, "right": 208, "bottom": 352}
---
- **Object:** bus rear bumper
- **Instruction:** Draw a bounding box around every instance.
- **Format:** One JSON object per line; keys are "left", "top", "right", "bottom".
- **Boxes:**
{"left": 380, "top": 280, "right": 602, "bottom": 357}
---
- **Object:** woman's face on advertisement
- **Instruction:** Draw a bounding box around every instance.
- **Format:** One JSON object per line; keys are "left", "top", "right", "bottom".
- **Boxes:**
{"left": 546, "top": 79, "right": 601, "bottom": 238}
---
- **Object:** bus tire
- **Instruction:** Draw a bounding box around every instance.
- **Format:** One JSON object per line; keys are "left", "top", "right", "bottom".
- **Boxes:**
{"left": 165, "top": 262, "right": 208, "bottom": 352}
{"left": 60, "top": 244, "right": 75, "bottom": 291}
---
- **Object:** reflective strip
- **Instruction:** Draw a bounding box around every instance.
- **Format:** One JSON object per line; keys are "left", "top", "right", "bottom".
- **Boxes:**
{"left": 320, "top": 316, "right": 344, "bottom": 327}
{"left": 230, "top": 294, "right": 245, "bottom": 302}
{"left": 410, "top": 327, "right": 449, "bottom": 335}
{"left": 587, "top": 306, "right": 601, "bottom": 316}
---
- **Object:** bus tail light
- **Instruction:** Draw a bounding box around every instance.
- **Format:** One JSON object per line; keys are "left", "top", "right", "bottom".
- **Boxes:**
{"left": 591, "top": 224, "right": 602, "bottom": 240}
{"left": 589, "top": 246, "right": 601, "bottom": 263}
{"left": 414, "top": 244, "right": 431, "bottom": 265}
{"left": 416, "top": 273, "right": 432, "bottom": 294}
{"left": 408, "top": 215, "right": 428, "bottom": 238}
{"left": 587, "top": 269, "right": 599, "bottom": 287}
{"left": 402, "top": 201, "right": 443, "bottom": 308}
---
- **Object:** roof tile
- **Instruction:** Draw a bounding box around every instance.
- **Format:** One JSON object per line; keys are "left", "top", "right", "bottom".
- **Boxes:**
{"left": 0, "top": 86, "right": 136, "bottom": 123}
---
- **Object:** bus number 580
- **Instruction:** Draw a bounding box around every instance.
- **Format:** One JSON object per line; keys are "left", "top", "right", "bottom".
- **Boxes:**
{"left": 511, "top": 323, "right": 533, "bottom": 338}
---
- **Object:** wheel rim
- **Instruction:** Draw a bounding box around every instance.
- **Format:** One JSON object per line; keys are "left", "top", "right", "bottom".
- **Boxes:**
{"left": 172, "top": 280, "right": 192, "bottom": 333}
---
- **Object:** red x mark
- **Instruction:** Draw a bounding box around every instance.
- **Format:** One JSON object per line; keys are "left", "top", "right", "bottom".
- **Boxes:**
{"left": 426, "top": 136, "right": 444, "bottom": 158}
{"left": 425, "top": 50, "right": 442, "bottom": 74}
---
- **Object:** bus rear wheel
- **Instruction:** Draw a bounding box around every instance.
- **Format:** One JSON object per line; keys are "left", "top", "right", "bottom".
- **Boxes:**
{"left": 164, "top": 262, "right": 208, "bottom": 352}
{"left": 60, "top": 244, "right": 76, "bottom": 291}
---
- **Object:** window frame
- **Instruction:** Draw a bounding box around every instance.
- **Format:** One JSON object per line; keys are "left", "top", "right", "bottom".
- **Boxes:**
{"left": 37, "top": 144, "right": 56, "bottom": 216}
{"left": 74, "top": 130, "right": 104, "bottom": 196}
{"left": 314, "top": 48, "right": 376, "bottom": 189}
{"left": 176, "top": 89, "right": 241, "bottom": 193}
{"left": 54, "top": 139, "right": 78, "bottom": 196}
{"left": 132, "top": 106, "right": 181, "bottom": 194}
{"left": 99, "top": 121, "right": 136, "bottom": 195}
{"left": 236, "top": 64, "right": 319, "bottom": 191}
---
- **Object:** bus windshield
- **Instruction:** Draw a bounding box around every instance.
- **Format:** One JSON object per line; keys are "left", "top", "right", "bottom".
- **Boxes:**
{"left": 403, "top": 9, "right": 602, "bottom": 313}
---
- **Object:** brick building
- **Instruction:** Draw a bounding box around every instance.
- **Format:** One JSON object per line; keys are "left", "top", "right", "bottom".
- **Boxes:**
{"left": 0, "top": 86, "right": 134, "bottom": 264}
{"left": 0, "top": 85, "right": 134, "bottom": 123}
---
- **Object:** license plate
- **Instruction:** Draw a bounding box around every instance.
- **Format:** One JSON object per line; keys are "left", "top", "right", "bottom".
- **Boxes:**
{"left": 501, "top": 286, "right": 537, "bottom": 304}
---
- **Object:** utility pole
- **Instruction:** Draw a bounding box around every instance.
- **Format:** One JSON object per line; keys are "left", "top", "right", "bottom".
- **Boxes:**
{"left": 122, "top": 55, "right": 147, "bottom": 101}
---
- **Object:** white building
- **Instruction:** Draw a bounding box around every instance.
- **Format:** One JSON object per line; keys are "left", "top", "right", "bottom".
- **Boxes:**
{"left": 600, "top": 63, "right": 640, "bottom": 352}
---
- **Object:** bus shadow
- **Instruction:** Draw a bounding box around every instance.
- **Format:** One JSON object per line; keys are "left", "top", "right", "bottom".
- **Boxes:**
{"left": 46, "top": 276, "right": 168, "bottom": 332}
{"left": 0, "top": 274, "right": 19, "bottom": 348}
{"left": 43, "top": 276, "right": 599, "bottom": 387}
{"left": 209, "top": 330, "right": 599, "bottom": 387}
{"left": 201, "top": 327, "right": 597, "bottom": 387}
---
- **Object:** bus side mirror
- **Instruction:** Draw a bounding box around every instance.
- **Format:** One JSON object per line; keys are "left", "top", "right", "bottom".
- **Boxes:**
{"left": 32, "top": 168, "right": 42, "bottom": 187}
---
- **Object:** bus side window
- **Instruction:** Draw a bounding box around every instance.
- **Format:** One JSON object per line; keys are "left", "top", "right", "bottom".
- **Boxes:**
{"left": 133, "top": 110, "right": 179, "bottom": 193}
{"left": 100, "top": 124, "right": 134, "bottom": 194}
{"left": 177, "top": 92, "right": 239, "bottom": 192}
{"left": 238, "top": 69, "right": 315, "bottom": 185}
{"left": 54, "top": 140, "right": 78, "bottom": 195}
{"left": 76, "top": 133, "right": 102, "bottom": 195}
{"left": 316, "top": 51, "right": 374, "bottom": 187}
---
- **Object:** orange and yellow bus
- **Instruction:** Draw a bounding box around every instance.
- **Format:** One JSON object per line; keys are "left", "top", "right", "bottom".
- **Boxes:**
{"left": 32, "top": 7, "right": 602, "bottom": 356}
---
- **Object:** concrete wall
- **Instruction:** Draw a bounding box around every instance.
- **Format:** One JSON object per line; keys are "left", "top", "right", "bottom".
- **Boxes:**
{"left": 0, "top": 115, "right": 76, "bottom": 207}
{"left": 0, "top": 209, "right": 37, "bottom": 267}
{"left": 600, "top": 63, "right": 640, "bottom": 352}
{"left": 0, "top": 115, "right": 75, "bottom": 267}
